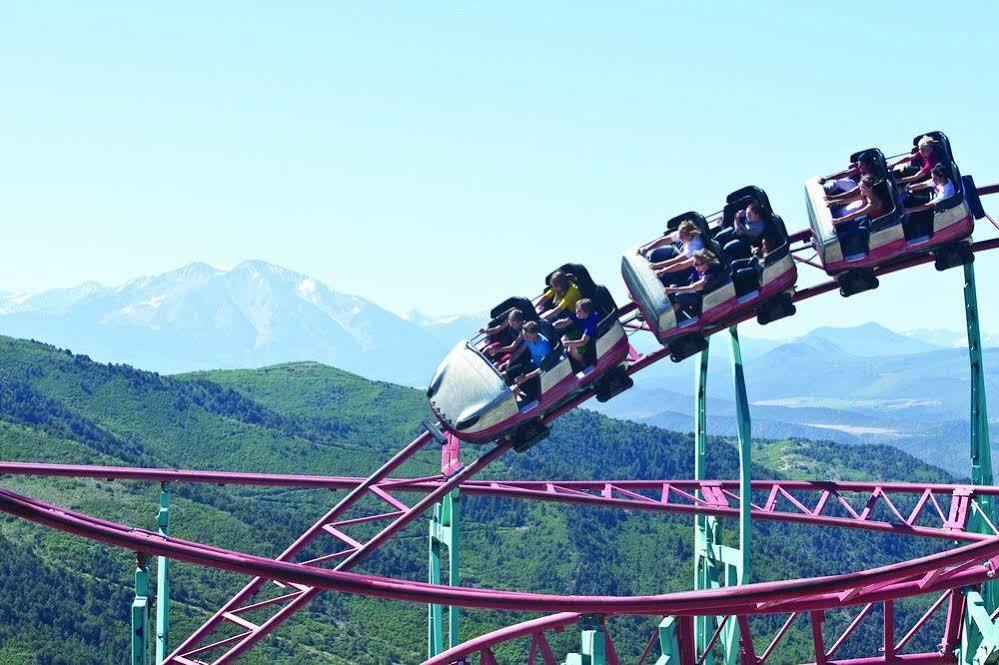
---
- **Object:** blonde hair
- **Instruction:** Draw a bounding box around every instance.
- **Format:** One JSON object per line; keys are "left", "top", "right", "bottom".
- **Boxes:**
{"left": 692, "top": 249, "right": 719, "bottom": 265}
{"left": 677, "top": 220, "right": 701, "bottom": 237}
{"left": 917, "top": 135, "right": 935, "bottom": 149}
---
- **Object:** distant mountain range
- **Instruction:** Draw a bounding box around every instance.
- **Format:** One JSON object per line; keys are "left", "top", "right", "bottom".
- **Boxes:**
{"left": 2, "top": 260, "right": 997, "bottom": 476}
{"left": 0, "top": 261, "right": 465, "bottom": 385}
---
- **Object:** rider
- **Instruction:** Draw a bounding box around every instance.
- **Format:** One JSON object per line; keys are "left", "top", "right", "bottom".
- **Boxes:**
{"left": 902, "top": 164, "right": 955, "bottom": 239}
{"left": 663, "top": 249, "right": 723, "bottom": 320}
{"left": 715, "top": 202, "right": 767, "bottom": 261}
{"left": 539, "top": 271, "right": 582, "bottom": 322}
{"left": 508, "top": 320, "right": 554, "bottom": 401}
{"left": 648, "top": 221, "right": 705, "bottom": 285}
{"left": 828, "top": 175, "right": 889, "bottom": 258}
{"left": 891, "top": 136, "right": 943, "bottom": 185}
{"left": 554, "top": 298, "right": 601, "bottom": 370}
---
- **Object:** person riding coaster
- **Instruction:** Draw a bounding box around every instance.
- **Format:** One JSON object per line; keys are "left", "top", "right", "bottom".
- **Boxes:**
{"left": 427, "top": 264, "right": 632, "bottom": 450}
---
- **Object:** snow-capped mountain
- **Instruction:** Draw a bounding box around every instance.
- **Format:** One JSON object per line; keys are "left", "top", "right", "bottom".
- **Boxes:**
{"left": 0, "top": 261, "right": 449, "bottom": 385}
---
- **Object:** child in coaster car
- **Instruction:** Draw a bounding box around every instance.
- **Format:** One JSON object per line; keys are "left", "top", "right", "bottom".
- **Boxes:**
{"left": 554, "top": 298, "right": 600, "bottom": 371}
{"left": 663, "top": 249, "right": 723, "bottom": 321}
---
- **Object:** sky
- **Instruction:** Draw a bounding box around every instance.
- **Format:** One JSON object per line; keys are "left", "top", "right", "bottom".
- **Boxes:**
{"left": 2, "top": 1, "right": 999, "bottom": 338}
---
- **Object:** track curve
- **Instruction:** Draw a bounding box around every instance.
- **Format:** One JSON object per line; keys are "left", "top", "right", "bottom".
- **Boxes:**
{"left": 1, "top": 471, "right": 998, "bottom": 616}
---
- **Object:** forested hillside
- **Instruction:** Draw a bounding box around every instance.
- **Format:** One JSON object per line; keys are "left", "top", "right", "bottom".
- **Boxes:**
{"left": 0, "top": 335, "right": 959, "bottom": 663}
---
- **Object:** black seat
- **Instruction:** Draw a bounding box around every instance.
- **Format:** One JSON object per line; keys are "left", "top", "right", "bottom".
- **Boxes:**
{"left": 485, "top": 296, "right": 537, "bottom": 345}
{"left": 848, "top": 148, "right": 889, "bottom": 180}
{"left": 489, "top": 297, "right": 539, "bottom": 323}
{"left": 592, "top": 285, "right": 619, "bottom": 326}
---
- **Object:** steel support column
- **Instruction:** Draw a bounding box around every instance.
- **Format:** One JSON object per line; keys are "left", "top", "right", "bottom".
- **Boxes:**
{"left": 427, "top": 489, "right": 460, "bottom": 658}
{"left": 567, "top": 615, "right": 608, "bottom": 665}
{"left": 962, "top": 261, "right": 998, "bottom": 664}
{"left": 688, "top": 328, "right": 752, "bottom": 665}
{"left": 132, "top": 553, "right": 150, "bottom": 665}
{"left": 155, "top": 484, "right": 170, "bottom": 664}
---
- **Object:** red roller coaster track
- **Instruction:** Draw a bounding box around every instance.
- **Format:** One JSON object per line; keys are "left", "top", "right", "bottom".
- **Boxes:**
{"left": 1, "top": 186, "right": 998, "bottom": 664}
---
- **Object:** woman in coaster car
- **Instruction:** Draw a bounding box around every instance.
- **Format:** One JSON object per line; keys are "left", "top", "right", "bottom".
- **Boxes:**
{"left": 553, "top": 297, "right": 601, "bottom": 371}
{"left": 828, "top": 175, "right": 889, "bottom": 258}
{"left": 715, "top": 201, "right": 767, "bottom": 261}
{"left": 647, "top": 220, "right": 705, "bottom": 285}
{"left": 662, "top": 249, "right": 723, "bottom": 321}
{"left": 891, "top": 136, "right": 942, "bottom": 185}
{"left": 539, "top": 271, "right": 582, "bottom": 322}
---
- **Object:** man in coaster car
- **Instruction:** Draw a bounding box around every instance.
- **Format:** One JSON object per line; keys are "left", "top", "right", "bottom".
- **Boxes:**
{"left": 891, "top": 136, "right": 942, "bottom": 185}
{"left": 715, "top": 202, "right": 767, "bottom": 261}
{"left": 509, "top": 320, "right": 554, "bottom": 401}
{"left": 554, "top": 298, "right": 600, "bottom": 371}
{"left": 663, "top": 249, "right": 723, "bottom": 320}
{"left": 539, "top": 271, "right": 582, "bottom": 322}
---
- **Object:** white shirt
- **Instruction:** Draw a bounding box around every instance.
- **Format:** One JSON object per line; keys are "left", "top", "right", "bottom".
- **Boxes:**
{"left": 929, "top": 180, "right": 955, "bottom": 206}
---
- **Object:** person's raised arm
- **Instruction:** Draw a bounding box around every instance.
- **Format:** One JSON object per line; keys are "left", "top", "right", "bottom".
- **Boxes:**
{"left": 643, "top": 231, "right": 679, "bottom": 255}
{"left": 825, "top": 187, "right": 865, "bottom": 203}
{"left": 819, "top": 166, "right": 855, "bottom": 183}
{"left": 889, "top": 154, "right": 914, "bottom": 169}
{"left": 832, "top": 201, "right": 874, "bottom": 224}
{"left": 479, "top": 320, "right": 506, "bottom": 336}
{"left": 654, "top": 256, "right": 695, "bottom": 275}
{"left": 492, "top": 335, "right": 525, "bottom": 356}
{"left": 664, "top": 275, "right": 709, "bottom": 295}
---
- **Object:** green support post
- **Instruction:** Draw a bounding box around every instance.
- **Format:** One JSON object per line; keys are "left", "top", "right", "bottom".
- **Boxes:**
{"left": 684, "top": 328, "right": 752, "bottom": 665}
{"left": 691, "top": 340, "right": 718, "bottom": 663}
{"left": 427, "top": 489, "right": 460, "bottom": 658}
{"left": 155, "top": 484, "right": 170, "bottom": 664}
{"left": 566, "top": 615, "right": 608, "bottom": 665}
{"left": 657, "top": 616, "right": 681, "bottom": 664}
{"left": 132, "top": 553, "right": 150, "bottom": 665}
{"left": 961, "top": 262, "right": 998, "bottom": 664}
{"left": 729, "top": 327, "right": 752, "bottom": 588}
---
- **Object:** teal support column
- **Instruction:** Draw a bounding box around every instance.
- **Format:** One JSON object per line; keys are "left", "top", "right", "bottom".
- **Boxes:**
{"left": 686, "top": 328, "right": 752, "bottom": 665}
{"left": 155, "top": 484, "right": 170, "bottom": 664}
{"left": 728, "top": 326, "right": 752, "bottom": 587}
{"left": 566, "top": 615, "right": 608, "bottom": 665}
{"left": 691, "top": 341, "right": 719, "bottom": 663}
{"left": 132, "top": 553, "right": 150, "bottom": 665}
{"left": 656, "top": 616, "right": 681, "bottom": 665}
{"left": 427, "top": 489, "right": 460, "bottom": 658}
{"left": 961, "top": 262, "right": 998, "bottom": 665}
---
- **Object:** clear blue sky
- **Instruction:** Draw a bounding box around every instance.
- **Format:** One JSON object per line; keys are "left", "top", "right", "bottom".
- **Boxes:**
{"left": 2, "top": 1, "right": 998, "bottom": 337}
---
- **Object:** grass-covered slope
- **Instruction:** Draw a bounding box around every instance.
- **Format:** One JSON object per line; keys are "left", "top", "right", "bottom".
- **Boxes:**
{"left": 0, "top": 335, "right": 958, "bottom": 663}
